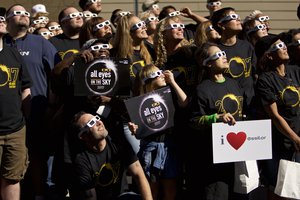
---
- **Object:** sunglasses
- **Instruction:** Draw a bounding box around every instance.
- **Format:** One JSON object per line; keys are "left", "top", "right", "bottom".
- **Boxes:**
{"left": 145, "top": 16, "right": 159, "bottom": 24}
{"left": 143, "top": 70, "right": 164, "bottom": 83}
{"left": 86, "top": 0, "right": 101, "bottom": 4}
{"left": 166, "top": 23, "right": 185, "bottom": 30}
{"left": 268, "top": 42, "right": 286, "bottom": 52}
{"left": 0, "top": 16, "right": 5, "bottom": 22}
{"left": 40, "top": 31, "right": 54, "bottom": 37}
{"left": 32, "top": 19, "right": 46, "bottom": 25}
{"left": 218, "top": 14, "right": 239, "bottom": 23}
{"left": 207, "top": 1, "right": 222, "bottom": 7}
{"left": 246, "top": 24, "right": 266, "bottom": 35}
{"left": 119, "top": 11, "right": 131, "bottom": 17}
{"left": 6, "top": 10, "right": 30, "bottom": 19}
{"left": 90, "top": 44, "right": 110, "bottom": 51}
{"left": 258, "top": 16, "right": 270, "bottom": 22}
{"left": 152, "top": 4, "right": 159, "bottom": 9}
{"left": 168, "top": 11, "right": 181, "bottom": 17}
{"left": 38, "top": 16, "right": 49, "bottom": 21}
{"left": 130, "top": 21, "right": 146, "bottom": 31}
{"left": 83, "top": 13, "right": 98, "bottom": 18}
{"left": 61, "top": 12, "right": 83, "bottom": 22}
{"left": 94, "top": 20, "right": 111, "bottom": 31}
{"left": 48, "top": 25, "right": 61, "bottom": 31}
{"left": 203, "top": 51, "right": 226, "bottom": 66}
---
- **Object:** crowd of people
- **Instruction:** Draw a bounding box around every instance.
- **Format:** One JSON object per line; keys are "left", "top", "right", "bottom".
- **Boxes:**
{"left": 0, "top": 0, "right": 300, "bottom": 200}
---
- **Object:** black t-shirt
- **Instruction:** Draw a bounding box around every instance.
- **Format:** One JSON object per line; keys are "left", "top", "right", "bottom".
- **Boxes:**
{"left": 217, "top": 39, "right": 256, "bottom": 111}
{"left": 196, "top": 77, "right": 244, "bottom": 120}
{"left": 0, "top": 44, "right": 32, "bottom": 134}
{"left": 74, "top": 136, "right": 138, "bottom": 200}
{"left": 256, "top": 64, "right": 300, "bottom": 136}
{"left": 193, "top": 77, "right": 244, "bottom": 184}
{"left": 49, "top": 33, "right": 80, "bottom": 60}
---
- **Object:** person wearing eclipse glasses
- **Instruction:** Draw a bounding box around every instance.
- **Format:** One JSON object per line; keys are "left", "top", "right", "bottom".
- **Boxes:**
{"left": 4, "top": 4, "right": 59, "bottom": 200}
{"left": 129, "top": 63, "right": 188, "bottom": 200}
{"left": 70, "top": 111, "right": 153, "bottom": 200}
{"left": 211, "top": 7, "right": 257, "bottom": 120}
{"left": 255, "top": 35, "right": 300, "bottom": 200}
{"left": 0, "top": 13, "right": 32, "bottom": 200}
{"left": 79, "top": 0, "right": 102, "bottom": 16}
{"left": 188, "top": 42, "right": 247, "bottom": 200}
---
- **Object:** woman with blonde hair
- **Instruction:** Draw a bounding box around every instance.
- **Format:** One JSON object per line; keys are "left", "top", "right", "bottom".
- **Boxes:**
{"left": 194, "top": 20, "right": 221, "bottom": 47}
{"left": 111, "top": 13, "right": 153, "bottom": 154}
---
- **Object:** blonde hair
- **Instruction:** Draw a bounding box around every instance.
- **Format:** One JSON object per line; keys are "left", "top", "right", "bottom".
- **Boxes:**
{"left": 154, "top": 16, "right": 190, "bottom": 67}
{"left": 112, "top": 14, "right": 152, "bottom": 64}
{"left": 139, "top": 63, "right": 160, "bottom": 94}
{"left": 194, "top": 20, "right": 212, "bottom": 47}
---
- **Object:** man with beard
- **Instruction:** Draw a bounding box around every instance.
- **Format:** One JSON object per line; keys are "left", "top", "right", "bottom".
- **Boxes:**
{"left": 0, "top": 12, "right": 32, "bottom": 200}
{"left": 4, "top": 4, "right": 59, "bottom": 200}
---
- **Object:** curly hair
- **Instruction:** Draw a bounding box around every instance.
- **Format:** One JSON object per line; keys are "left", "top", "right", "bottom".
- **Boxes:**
{"left": 154, "top": 16, "right": 190, "bottom": 68}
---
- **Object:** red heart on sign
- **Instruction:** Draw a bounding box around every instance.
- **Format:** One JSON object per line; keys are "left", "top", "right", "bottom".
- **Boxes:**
{"left": 226, "top": 132, "right": 247, "bottom": 150}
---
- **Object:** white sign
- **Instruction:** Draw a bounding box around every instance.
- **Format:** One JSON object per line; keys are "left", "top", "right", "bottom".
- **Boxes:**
{"left": 212, "top": 119, "right": 272, "bottom": 163}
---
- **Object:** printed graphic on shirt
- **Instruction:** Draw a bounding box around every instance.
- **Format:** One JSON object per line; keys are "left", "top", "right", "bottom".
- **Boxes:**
{"left": 225, "top": 56, "right": 252, "bottom": 78}
{"left": 216, "top": 93, "right": 243, "bottom": 117}
{"left": 94, "top": 161, "right": 121, "bottom": 187}
{"left": 279, "top": 85, "right": 300, "bottom": 107}
{"left": 0, "top": 64, "right": 18, "bottom": 88}
{"left": 59, "top": 49, "right": 79, "bottom": 60}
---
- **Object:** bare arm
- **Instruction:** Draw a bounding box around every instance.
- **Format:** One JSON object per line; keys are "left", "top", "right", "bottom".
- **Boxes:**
{"left": 128, "top": 161, "right": 153, "bottom": 200}
{"left": 21, "top": 88, "right": 31, "bottom": 120}
{"left": 264, "top": 102, "right": 300, "bottom": 150}
{"left": 163, "top": 70, "right": 189, "bottom": 107}
{"left": 180, "top": 7, "right": 208, "bottom": 24}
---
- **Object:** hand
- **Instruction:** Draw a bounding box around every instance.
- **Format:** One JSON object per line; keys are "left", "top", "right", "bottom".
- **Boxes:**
{"left": 128, "top": 122, "right": 138, "bottom": 135}
{"left": 218, "top": 113, "right": 236, "bottom": 125}
{"left": 180, "top": 7, "right": 193, "bottom": 18}
{"left": 79, "top": 49, "right": 95, "bottom": 63}
{"left": 163, "top": 70, "right": 175, "bottom": 84}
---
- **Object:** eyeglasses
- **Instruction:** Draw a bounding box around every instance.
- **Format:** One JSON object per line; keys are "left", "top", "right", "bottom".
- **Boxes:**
{"left": 152, "top": 4, "right": 159, "bottom": 9}
{"left": 130, "top": 21, "right": 146, "bottom": 31}
{"left": 40, "top": 31, "right": 54, "bottom": 37}
{"left": 119, "top": 11, "right": 131, "bottom": 17}
{"left": 38, "top": 16, "right": 49, "bottom": 21}
{"left": 168, "top": 11, "right": 181, "bottom": 17}
{"left": 203, "top": 51, "right": 226, "bottom": 65}
{"left": 268, "top": 42, "right": 286, "bottom": 52}
{"left": 218, "top": 14, "right": 239, "bottom": 23}
{"left": 0, "top": 16, "right": 5, "bottom": 22}
{"left": 6, "top": 10, "right": 30, "bottom": 19}
{"left": 206, "top": 25, "right": 214, "bottom": 32}
{"left": 145, "top": 16, "right": 159, "bottom": 24}
{"left": 207, "top": 1, "right": 222, "bottom": 7}
{"left": 32, "top": 19, "right": 46, "bottom": 25}
{"left": 246, "top": 24, "right": 266, "bottom": 35}
{"left": 143, "top": 70, "right": 164, "bottom": 83}
{"left": 166, "top": 23, "right": 185, "bottom": 30}
{"left": 258, "top": 16, "right": 270, "bottom": 22}
{"left": 94, "top": 20, "right": 111, "bottom": 31}
{"left": 83, "top": 13, "right": 98, "bottom": 18}
{"left": 61, "top": 12, "right": 83, "bottom": 22}
{"left": 48, "top": 25, "right": 61, "bottom": 31}
{"left": 90, "top": 44, "right": 110, "bottom": 51}
{"left": 86, "top": 0, "right": 101, "bottom": 5}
